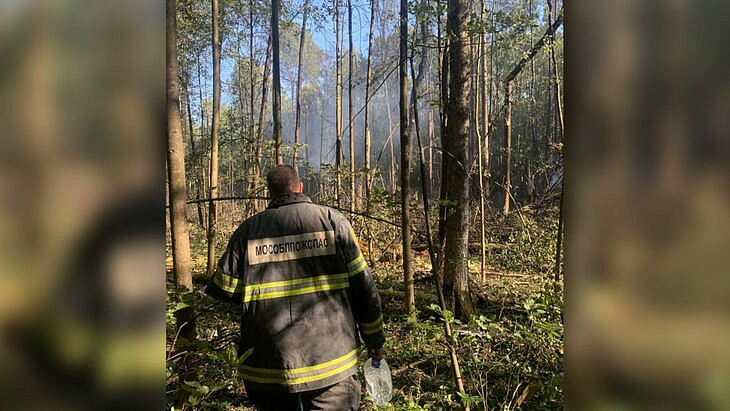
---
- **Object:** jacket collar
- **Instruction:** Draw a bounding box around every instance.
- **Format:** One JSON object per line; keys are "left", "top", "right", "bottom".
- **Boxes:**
{"left": 267, "top": 192, "right": 312, "bottom": 209}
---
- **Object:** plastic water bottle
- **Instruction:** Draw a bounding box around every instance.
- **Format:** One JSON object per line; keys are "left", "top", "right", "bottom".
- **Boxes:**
{"left": 363, "top": 358, "right": 392, "bottom": 405}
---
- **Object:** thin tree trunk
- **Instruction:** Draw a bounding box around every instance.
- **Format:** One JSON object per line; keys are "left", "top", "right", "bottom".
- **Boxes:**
{"left": 256, "top": 31, "right": 273, "bottom": 204}
{"left": 502, "top": 81, "right": 512, "bottom": 215}
{"left": 196, "top": 54, "right": 209, "bottom": 228}
{"left": 250, "top": 0, "right": 259, "bottom": 212}
{"left": 437, "top": 0, "right": 451, "bottom": 245}
{"left": 207, "top": 0, "right": 222, "bottom": 276}
{"left": 480, "top": 0, "right": 489, "bottom": 200}
{"left": 347, "top": 0, "right": 355, "bottom": 212}
{"left": 475, "top": 5, "right": 486, "bottom": 283}
{"left": 444, "top": 0, "right": 475, "bottom": 320}
{"left": 399, "top": 0, "right": 415, "bottom": 316}
{"left": 272, "top": 0, "right": 283, "bottom": 164}
{"left": 335, "top": 0, "right": 343, "bottom": 206}
{"left": 294, "top": 0, "right": 309, "bottom": 169}
{"left": 363, "top": 0, "right": 375, "bottom": 211}
{"left": 384, "top": 76, "right": 396, "bottom": 193}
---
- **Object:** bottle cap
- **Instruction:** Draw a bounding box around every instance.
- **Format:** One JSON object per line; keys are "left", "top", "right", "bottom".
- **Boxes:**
{"left": 372, "top": 359, "right": 381, "bottom": 368}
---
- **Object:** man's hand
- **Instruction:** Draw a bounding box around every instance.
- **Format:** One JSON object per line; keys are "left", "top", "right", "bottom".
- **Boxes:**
{"left": 368, "top": 347, "right": 383, "bottom": 361}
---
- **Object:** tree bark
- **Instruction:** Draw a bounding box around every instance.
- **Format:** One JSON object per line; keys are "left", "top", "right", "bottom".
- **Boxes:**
{"left": 335, "top": 0, "right": 343, "bottom": 206}
{"left": 443, "top": 0, "right": 475, "bottom": 320}
{"left": 399, "top": 0, "right": 415, "bottom": 316}
{"left": 294, "top": 0, "right": 309, "bottom": 169}
{"left": 272, "top": 0, "right": 283, "bottom": 164}
{"left": 364, "top": 0, "right": 375, "bottom": 212}
{"left": 347, "top": 0, "right": 355, "bottom": 212}
{"left": 207, "top": 0, "right": 221, "bottom": 276}
{"left": 167, "top": 0, "right": 193, "bottom": 291}
{"left": 167, "top": 3, "right": 196, "bottom": 402}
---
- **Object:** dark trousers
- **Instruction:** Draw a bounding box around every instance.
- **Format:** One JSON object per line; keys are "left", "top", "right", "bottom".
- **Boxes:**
{"left": 245, "top": 375, "right": 361, "bottom": 411}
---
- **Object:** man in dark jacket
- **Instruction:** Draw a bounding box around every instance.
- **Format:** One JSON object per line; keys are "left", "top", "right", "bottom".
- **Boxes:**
{"left": 205, "top": 164, "right": 385, "bottom": 410}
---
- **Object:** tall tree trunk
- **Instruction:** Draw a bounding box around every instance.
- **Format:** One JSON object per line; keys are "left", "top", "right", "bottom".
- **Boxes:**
{"left": 256, "top": 31, "right": 273, "bottom": 203}
{"left": 363, "top": 0, "right": 375, "bottom": 212}
{"left": 438, "top": 42, "right": 450, "bottom": 245}
{"left": 167, "top": 2, "right": 196, "bottom": 402}
{"left": 335, "top": 0, "right": 343, "bottom": 206}
{"left": 250, "top": 0, "right": 259, "bottom": 212}
{"left": 347, "top": 0, "right": 355, "bottom": 211}
{"left": 399, "top": 0, "right": 415, "bottom": 316}
{"left": 476, "top": 0, "right": 487, "bottom": 283}
{"left": 167, "top": 0, "right": 193, "bottom": 291}
{"left": 207, "top": 0, "right": 221, "bottom": 276}
{"left": 480, "top": 0, "right": 489, "bottom": 199}
{"left": 294, "top": 0, "right": 309, "bottom": 169}
{"left": 196, "top": 54, "right": 209, "bottom": 228}
{"left": 272, "top": 0, "right": 283, "bottom": 164}
{"left": 443, "top": 0, "right": 475, "bottom": 320}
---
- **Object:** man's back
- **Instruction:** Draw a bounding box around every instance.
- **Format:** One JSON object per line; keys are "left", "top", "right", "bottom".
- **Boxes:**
{"left": 205, "top": 192, "right": 384, "bottom": 395}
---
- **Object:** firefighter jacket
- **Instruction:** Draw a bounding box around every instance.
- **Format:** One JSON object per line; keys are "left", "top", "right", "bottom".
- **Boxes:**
{"left": 205, "top": 192, "right": 386, "bottom": 393}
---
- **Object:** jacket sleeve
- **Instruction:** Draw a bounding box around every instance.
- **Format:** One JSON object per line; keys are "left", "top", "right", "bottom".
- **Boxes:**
{"left": 204, "top": 231, "right": 244, "bottom": 303}
{"left": 336, "top": 215, "right": 385, "bottom": 349}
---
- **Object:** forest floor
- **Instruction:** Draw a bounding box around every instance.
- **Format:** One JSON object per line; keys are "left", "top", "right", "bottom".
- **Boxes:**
{"left": 167, "top": 202, "right": 564, "bottom": 410}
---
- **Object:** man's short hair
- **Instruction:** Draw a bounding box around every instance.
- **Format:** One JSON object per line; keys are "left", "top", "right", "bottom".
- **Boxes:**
{"left": 266, "top": 164, "right": 300, "bottom": 196}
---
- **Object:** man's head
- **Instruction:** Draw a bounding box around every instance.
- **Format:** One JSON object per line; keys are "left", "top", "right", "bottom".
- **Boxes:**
{"left": 266, "top": 164, "right": 303, "bottom": 197}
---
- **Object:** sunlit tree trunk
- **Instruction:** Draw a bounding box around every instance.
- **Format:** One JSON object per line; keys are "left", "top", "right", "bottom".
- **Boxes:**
{"left": 443, "top": 0, "right": 475, "bottom": 319}
{"left": 207, "top": 0, "right": 221, "bottom": 276}
{"left": 347, "top": 0, "right": 355, "bottom": 211}
{"left": 168, "top": 0, "right": 193, "bottom": 291}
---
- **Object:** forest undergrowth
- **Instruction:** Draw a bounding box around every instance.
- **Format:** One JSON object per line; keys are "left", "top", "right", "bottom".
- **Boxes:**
{"left": 166, "top": 200, "right": 564, "bottom": 410}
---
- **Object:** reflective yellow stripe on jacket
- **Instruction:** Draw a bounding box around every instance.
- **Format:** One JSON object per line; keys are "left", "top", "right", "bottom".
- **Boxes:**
{"left": 213, "top": 270, "right": 242, "bottom": 294}
{"left": 346, "top": 254, "right": 367, "bottom": 277}
{"left": 238, "top": 349, "right": 358, "bottom": 385}
{"left": 243, "top": 272, "right": 349, "bottom": 303}
{"left": 358, "top": 315, "right": 383, "bottom": 335}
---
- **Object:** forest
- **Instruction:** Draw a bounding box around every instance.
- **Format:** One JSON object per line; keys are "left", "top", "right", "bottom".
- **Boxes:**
{"left": 166, "top": 0, "right": 564, "bottom": 408}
